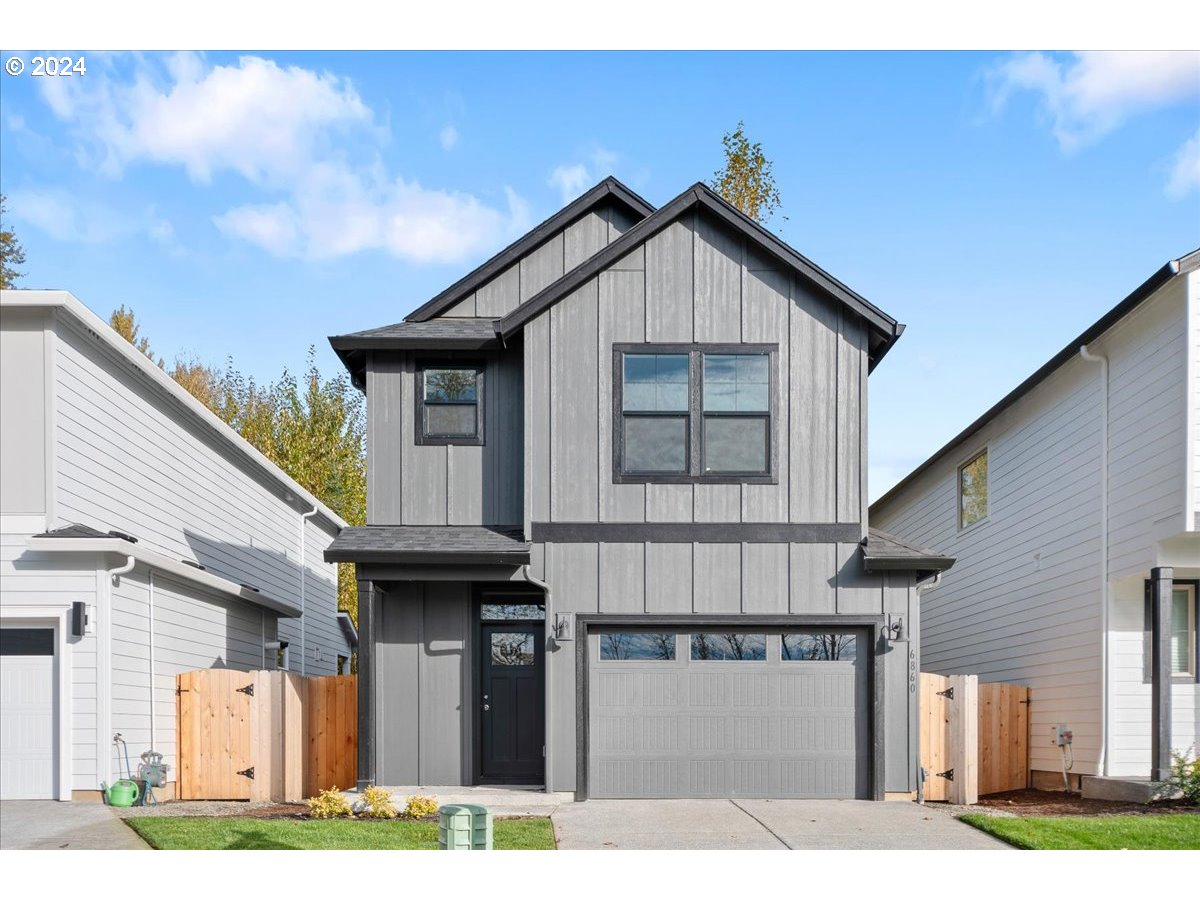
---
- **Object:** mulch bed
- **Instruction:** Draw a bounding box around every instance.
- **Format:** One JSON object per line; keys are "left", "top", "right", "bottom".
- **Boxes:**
{"left": 975, "top": 789, "right": 1199, "bottom": 818}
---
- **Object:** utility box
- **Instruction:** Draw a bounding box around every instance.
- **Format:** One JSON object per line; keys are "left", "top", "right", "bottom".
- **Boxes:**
{"left": 437, "top": 804, "right": 493, "bottom": 850}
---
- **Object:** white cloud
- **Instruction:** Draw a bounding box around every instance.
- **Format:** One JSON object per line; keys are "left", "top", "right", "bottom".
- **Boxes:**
{"left": 37, "top": 53, "right": 528, "bottom": 263}
{"left": 546, "top": 146, "right": 622, "bottom": 203}
{"left": 548, "top": 163, "right": 590, "bottom": 203}
{"left": 439, "top": 125, "right": 459, "bottom": 151}
{"left": 7, "top": 187, "right": 177, "bottom": 247}
{"left": 988, "top": 51, "right": 1200, "bottom": 153}
{"left": 1166, "top": 128, "right": 1200, "bottom": 199}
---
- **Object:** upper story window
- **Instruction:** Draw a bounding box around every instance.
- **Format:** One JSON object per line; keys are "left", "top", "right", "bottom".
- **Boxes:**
{"left": 614, "top": 344, "right": 775, "bottom": 484}
{"left": 958, "top": 448, "right": 988, "bottom": 528}
{"left": 417, "top": 364, "right": 484, "bottom": 445}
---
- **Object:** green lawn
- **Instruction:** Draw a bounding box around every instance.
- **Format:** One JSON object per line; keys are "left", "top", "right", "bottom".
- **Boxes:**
{"left": 125, "top": 816, "right": 556, "bottom": 850}
{"left": 959, "top": 813, "right": 1200, "bottom": 850}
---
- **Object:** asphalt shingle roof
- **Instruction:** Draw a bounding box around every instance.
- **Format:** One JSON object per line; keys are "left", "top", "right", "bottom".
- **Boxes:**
{"left": 324, "top": 525, "right": 530, "bottom": 565}
{"left": 862, "top": 527, "right": 955, "bottom": 581}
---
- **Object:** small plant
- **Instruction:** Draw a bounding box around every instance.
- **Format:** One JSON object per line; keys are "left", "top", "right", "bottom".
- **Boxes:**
{"left": 357, "top": 785, "right": 397, "bottom": 819}
{"left": 402, "top": 794, "right": 439, "bottom": 820}
{"left": 306, "top": 786, "right": 353, "bottom": 819}
{"left": 1157, "top": 749, "right": 1200, "bottom": 804}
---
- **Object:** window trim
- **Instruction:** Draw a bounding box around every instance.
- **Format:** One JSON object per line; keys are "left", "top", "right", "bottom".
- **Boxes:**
{"left": 415, "top": 361, "right": 486, "bottom": 446}
{"left": 1143, "top": 579, "right": 1199, "bottom": 684}
{"left": 956, "top": 446, "right": 989, "bottom": 530}
{"left": 612, "top": 342, "right": 778, "bottom": 485}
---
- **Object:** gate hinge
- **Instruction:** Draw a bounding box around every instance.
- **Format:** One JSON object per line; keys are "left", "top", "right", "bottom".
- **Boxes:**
{"left": 236, "top": 683, "right": 254, "bottom": 697}
{"left": 936, "top": 768, "right": 954, "bottom": 781}
{"left": 936, "top": 687, "right": 954, "bottom": 700}
{"left": 237, "top": 767, "right": 255, "bottom": 780}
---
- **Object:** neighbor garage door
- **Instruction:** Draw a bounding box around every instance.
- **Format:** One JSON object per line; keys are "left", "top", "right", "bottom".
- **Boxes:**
{"left": 0, "top": 627, "right": 57, "bottom": 800}
{"left": 587, "top": 628, "right": 868, "bottom": 799}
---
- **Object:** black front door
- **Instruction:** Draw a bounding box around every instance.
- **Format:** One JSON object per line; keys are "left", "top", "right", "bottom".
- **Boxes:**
{"left": 479, "top": 623, "right": 545, "bottom": 783}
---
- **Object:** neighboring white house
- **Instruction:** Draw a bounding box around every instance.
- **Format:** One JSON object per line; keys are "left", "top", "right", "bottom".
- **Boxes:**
{"left": 0, "top": 290, "right": 356, "bottom": 801}
{"left": 872, "top": 249, "right": 1200, "bottom": 790}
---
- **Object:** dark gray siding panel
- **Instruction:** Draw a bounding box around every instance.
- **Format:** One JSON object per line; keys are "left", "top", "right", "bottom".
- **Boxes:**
{"left": 645, "top": 543, "right": 693, "bottom": 613}
{"left": 598, "top": 268, "right": 646, "bottom": 521}
{"left": 376, "top": 581, "right": 472, "bottom": 786}
{"left": 368, "top": 350, "right": 522, "bottom": 528}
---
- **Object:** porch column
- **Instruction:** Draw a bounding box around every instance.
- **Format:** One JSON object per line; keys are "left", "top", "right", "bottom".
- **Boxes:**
{"left": 356, "top": 578, "right": 377, "bottom": 790}
{"left": 1149, "top": 566, "right": 1173, "bottom": 781}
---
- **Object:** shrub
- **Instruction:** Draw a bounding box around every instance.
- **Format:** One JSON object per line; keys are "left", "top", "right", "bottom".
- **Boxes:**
{"left": 357, "top": 785, "right": 397, "bottom": 819}
{"left": 306, "top": 786, "right": 353, "bottom": 819}
{"left": 1160, "top": 749, "right": 1200, "bottom": 804}
{"left": 402, "top": 794, "right": 439, "bottom": 820}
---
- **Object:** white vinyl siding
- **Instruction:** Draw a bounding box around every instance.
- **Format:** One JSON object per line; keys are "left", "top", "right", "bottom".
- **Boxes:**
{"left": 873, "top": 274, "right": 1192, "bottom": 778}
{"left": 0, "top": 532, "right": 97, "bottom": 792}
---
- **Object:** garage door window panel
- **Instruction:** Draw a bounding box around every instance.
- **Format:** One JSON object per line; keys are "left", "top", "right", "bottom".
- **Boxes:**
{"left": 782, "top": 633, "right": 858, "bottom": 661}
{"left": 600, "top": 632, "right": 678, "bottom": 661}
{"left": 690, "top": 633, "right": 767, "bottom": 661}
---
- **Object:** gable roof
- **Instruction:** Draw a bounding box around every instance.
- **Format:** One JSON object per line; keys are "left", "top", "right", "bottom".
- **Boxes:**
{"left": 330, "top": 318, "right": 502, "bottom": 387}
{"left": 1, "top": 290, "right": 346, "bottom": 533}
{"left": 497, "top": 182, "right": 905, "bottom": 370}
{"left": 404, "top": 176, "right": 655, "bottom": 323}
{"left": 870, "top": 246, "right": 1200, "bottom": 514}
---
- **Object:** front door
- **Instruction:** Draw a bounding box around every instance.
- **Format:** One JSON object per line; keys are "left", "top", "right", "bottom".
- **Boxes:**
{"left": 479, "top": 622, "right": 545, "bottom": 783}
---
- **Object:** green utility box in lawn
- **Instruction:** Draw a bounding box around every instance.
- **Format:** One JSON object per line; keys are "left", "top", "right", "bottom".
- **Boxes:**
{"left": 438, "top": 804, "right": 493, "bottom": 850}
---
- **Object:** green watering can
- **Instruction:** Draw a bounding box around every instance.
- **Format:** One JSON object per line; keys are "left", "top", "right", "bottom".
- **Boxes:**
{"left": 106, "top": 779, "right": 140, "bottom": 807}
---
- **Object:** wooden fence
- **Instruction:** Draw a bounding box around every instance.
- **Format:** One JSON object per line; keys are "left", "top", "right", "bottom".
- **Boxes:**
{"left": 919, "top": 673, "right": 1028, "bottom": 804}
{"left": 177, "top": 670, "right": 356, "bottom": 802}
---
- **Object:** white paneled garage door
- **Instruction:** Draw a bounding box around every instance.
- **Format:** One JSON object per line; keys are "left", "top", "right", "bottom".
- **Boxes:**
{"left": 588, "top": 628, "right": 868, "bottom": 799}
{"left": 0, "top": 627, "right": 57, "bottom": 800}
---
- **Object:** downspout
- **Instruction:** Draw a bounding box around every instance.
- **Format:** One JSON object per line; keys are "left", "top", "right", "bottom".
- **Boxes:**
{"left": 104, "top": 555, "right": 135, "bottom": 785}
{"left": 521, "top": 564, "right": 552, "bottom": 792}
{"left": 148, "top": 569, "right": 158, "bottom": 753}
{"left": 299, "top": 504, "right": 320, "bottom": 675}
{"left": 1080, "top": 344, "right": 1109, "bottom": 776}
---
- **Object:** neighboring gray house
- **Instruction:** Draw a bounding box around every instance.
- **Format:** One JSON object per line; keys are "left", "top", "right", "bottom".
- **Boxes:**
{"left": 872, "top": 249, "right": 1200, "bottom": 793}
{"left": 0, "top": 290, "right": 355, "bottom": 801}
{"left": 327, "top": 178, "right": 952, "bottom": 800}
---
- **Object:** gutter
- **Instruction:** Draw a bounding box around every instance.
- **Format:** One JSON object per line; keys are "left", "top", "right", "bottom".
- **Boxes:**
{"left": 1079, "top": 343, "right": 1110, "bottom": 776}
{"left": 29, "top": 536, "right": 302, "bottom": 617}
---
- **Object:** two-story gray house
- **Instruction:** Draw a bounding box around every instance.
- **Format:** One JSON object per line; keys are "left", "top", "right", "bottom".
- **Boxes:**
{"left": 327, "top": 178, "right": 953, "bottom": 801}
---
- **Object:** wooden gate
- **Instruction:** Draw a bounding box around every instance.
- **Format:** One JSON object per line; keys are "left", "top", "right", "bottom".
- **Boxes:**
{"left": 919, "top": 673, "right": 1029, "bottom": 804}
{"left": 177, "top": 669, "right": 257, "bottom": 800}
{"left": 177, "top": 670, "right": 356, "bottom": 801}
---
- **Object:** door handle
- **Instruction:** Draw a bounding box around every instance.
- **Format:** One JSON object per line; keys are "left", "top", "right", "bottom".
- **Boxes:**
{"left": 483, "top": 704, "right": 490, "bottom": 712}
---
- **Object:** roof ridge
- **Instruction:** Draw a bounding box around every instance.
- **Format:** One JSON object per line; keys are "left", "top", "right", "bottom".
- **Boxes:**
{"left": 403, "top": 176, "right": 655, "bottom": 323}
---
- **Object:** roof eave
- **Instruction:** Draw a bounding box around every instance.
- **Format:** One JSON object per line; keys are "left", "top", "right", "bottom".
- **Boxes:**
{"left": 323, "top": 549, "right": 531, "bottom": 566}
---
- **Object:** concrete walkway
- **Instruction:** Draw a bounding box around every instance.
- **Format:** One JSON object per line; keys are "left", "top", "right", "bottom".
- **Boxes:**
{"left": 552, "top": 799, "right": 1011, "bottom": 850}
{"left": 0, "top": 801, "right": 149, "bottom": 850}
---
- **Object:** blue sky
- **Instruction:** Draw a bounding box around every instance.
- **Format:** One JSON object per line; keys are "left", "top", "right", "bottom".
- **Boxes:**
{"left": 3, "top": 50, "right": 1198, "bottom": 498}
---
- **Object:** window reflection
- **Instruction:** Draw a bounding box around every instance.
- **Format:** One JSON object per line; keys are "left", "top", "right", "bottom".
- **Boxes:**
{"left": 781, "top": 633, "right": 857, "bottom": 661}
{"left": 690, "top": 633, "right": 766, "bottom": 661}
{"left": 491, "top": 633, "right": 535, "bottom": 666}
{"left": 600, "top": 632, "right": 677, "bottom": 661}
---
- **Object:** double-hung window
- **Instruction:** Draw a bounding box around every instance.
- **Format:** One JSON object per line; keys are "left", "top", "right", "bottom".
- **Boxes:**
{"left": 417, "top": 364, "right": 484, "bottom": 445}
{"left": 615, "top": 344, "right": 775, "bottom": 482}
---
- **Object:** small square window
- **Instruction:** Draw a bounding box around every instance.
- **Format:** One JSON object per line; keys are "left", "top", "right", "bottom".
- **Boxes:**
{"left": 958, "top": 449, "right": 988, "bottom": 528}
{"left": 417, "top": 365, "right": 484, "bottom": 445}
{"left": 491, "top": 633, "right": 535, "bottom": 666}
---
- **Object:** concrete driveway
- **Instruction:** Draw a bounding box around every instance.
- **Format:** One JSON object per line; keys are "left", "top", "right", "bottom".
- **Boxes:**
{"left": 551, "top": 799, "right": 1010, "bottom": 850}
{"left": 0, "top": 802, "right": 148, "bottom": 850}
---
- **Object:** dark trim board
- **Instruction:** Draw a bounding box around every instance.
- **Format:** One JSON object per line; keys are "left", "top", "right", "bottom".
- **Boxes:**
{"left": 573, "top": 614, "right": 886, "bottom": 801}
{"left": 531, "top": 522, "right": 863, "bottom": 543}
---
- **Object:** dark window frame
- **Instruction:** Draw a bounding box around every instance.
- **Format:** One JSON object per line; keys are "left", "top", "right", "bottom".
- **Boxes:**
{"left": 1143, "top": 579, "right": 1200, "bottom": 684}
{"left": 414, "top": 360, "right": 486, "bottom": 446}
{"left": 612, "top": 342, "right": 778, "bottom": 485}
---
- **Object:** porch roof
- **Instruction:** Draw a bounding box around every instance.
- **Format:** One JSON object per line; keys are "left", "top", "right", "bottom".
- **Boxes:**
{"left": 861, "top": 527, "right": 956, "bottom": 582}
{"left": 324, "top": 525, "right": 531, "bottom": 566}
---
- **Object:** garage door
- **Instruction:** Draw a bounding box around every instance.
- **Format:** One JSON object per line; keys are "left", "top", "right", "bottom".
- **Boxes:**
{"left": 0, "top": 628, "right": 57, "bottom": 799}
{"left": 588, "top": 628, "right": 868, "bottom": 799}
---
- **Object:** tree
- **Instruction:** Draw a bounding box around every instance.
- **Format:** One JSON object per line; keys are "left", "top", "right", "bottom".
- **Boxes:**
{"left": 109, "top": 305, "right": 163, "bottom": 366}
{"left": 1, "top": 194, "right": 27, "bottom": 288}
{"left": 710, "top": 121, "right": 783, "bottom": 224}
